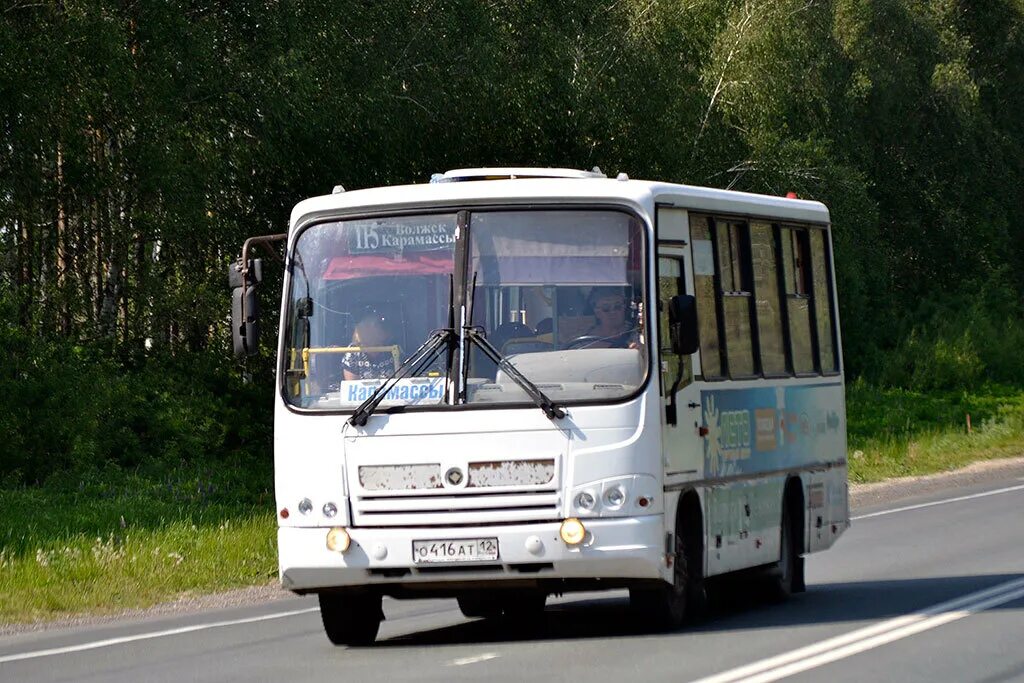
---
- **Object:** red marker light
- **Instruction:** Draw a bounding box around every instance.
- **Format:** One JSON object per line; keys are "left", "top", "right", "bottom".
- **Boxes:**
{"left": 786, "top": 191, "right": 798, "bottom": 199}
{"left": 280, "top": 508, "right": 290, "bottom": 519}
{"left": 698, "top": 426, "right": 709, "bottom": 437}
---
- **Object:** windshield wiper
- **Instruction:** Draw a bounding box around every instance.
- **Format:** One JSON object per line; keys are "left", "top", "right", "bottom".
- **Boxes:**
{"left": 464, "top": 326, "right": 566, "bottom": 421}
{"left": 348, "top": 328, "right": 455, "bottom": 427}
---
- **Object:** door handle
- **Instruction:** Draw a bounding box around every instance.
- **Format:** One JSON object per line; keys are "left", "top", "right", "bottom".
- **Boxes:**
{"left": 687, "top": 402, "right": 699, "bottom": 409}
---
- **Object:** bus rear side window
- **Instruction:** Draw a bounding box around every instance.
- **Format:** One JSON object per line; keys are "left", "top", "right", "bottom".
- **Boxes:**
{"left": 811, "top": 229, "right": 838, "bottom": 373}
{"left": 782, "top": 227, "right": 815, "bottom": 374}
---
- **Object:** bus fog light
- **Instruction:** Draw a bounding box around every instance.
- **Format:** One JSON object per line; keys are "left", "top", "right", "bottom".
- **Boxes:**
{"left": 575, "top": 491, "right": 596, "bottom": 512}
{"left": 322, "top": 502, "right": 338, "bottom": 518}
{"left": 326, "top": 527, "right": 351, "bottom": 553}
{"left": 298, "top": 498, "right": 313, "bottom": 515}
{"left": 560, "top": 518, "right": 586, "bottom": 546}
{"left": 604, "top": 486, "right": 626, "bottom": 508}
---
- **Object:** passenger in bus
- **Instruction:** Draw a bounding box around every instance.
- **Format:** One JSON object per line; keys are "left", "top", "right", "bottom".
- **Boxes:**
{"left": 582, "top": 287, "right": 638, "bottom": 348}
{"left": 341, "top": 313, "right": 399, "bottom": 380}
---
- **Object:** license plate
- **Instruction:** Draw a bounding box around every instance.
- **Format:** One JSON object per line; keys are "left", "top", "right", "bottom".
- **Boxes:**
{"left": 412, "top": 538, "right": 499, "bottom": 564}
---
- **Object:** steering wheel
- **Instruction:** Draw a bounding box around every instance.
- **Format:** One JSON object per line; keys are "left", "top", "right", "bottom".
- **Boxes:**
{"left": 564, "top": 335, "right": 606, "bottom": 350}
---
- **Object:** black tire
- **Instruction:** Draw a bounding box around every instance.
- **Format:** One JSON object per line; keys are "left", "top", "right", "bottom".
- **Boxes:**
{"left": 769, "top": 501, "right": 804, "bottom": 600}
{"left": 318, "top": 591, "right": 383, "bottom": 646}
{"left": 630, "top": 530, "right": 689, "bottom": 630}
{"left": 502, "top": 591, "right": 547, "bottom": 627}
{"left": 457, "top": 594, "right": 504, "bottom": 620}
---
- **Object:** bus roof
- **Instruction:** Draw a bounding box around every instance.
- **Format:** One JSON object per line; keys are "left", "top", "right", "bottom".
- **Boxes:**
{"left": 290, "top": 171, "right": 831, "bottom": 230}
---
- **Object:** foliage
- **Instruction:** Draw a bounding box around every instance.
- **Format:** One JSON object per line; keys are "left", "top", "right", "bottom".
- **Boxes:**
{"left": 0, "top": 293, "right": 272, "bottom": 488}
{"left": 847, "top": 380, "right": 1024, "bottom": 482}
{"left": 0, "top": 0, "right": 1020, "bottom": 500}
{"left": 2, "top": 0, "right": 1020, "bottom": 390}
{"left": 1, "top": 1, "right": 1023, "bottom": 619}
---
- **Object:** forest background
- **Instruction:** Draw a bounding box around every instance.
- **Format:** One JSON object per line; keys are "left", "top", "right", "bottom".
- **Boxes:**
{"left": 2, "top": 0, "right": 1023, "bottom": 619}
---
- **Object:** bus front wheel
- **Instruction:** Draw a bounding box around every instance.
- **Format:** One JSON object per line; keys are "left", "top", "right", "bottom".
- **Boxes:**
{"left": 630, "top": 529, "right": 690, "bottom": 630}
{"left": 457, "top": 594, "right": 504, "bottom": 620}
{"left": 318, "top": 590, "right": 383, "bottom": 646}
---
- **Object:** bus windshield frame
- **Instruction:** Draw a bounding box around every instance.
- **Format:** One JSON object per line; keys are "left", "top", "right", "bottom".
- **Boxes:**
{"left": 280, "top": 205, "right": 650, "bottom": 414}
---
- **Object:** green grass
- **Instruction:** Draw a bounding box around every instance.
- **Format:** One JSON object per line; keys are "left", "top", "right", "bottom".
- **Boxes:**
{"left": 0, "top": 513, "right": 276, "bottom": 624}
{"left": 847, "top": 381, "right": 1024, "bottom": 482}
{"left": 0, "top": 483, "right": 276, "bottom": 625}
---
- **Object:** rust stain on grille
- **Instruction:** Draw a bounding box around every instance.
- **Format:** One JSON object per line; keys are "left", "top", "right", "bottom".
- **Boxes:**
{"left": 467, "top": 459, "right": 555, "bottom": 487}
{"left": 359, "top": 464, "right": 442, "bottom": 491}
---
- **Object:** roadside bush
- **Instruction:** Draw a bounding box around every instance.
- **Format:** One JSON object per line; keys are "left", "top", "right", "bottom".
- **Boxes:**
{"left": 866, "top": 283, "right": 1024, "bottom": 391}
{"left": 0, "top": 325, "right": 273, "bottom": 500}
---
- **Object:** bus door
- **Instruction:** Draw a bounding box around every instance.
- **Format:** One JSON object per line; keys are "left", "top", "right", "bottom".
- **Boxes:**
{"left": 656, "top": 207, "right": 702, "bottom": 487}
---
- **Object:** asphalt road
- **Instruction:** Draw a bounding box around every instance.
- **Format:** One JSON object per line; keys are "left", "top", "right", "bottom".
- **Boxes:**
{"left": 2, "top": 476, "right": 1023, "bottom": 683}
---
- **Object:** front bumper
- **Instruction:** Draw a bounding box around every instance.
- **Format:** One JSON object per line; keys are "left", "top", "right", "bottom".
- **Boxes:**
{"left": 279, "top": 515, "right": 667, "bottom": 592}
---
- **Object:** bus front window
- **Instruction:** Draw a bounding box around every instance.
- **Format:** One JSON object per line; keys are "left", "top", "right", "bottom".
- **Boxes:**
{"left": 466, "top": 209, "right": 648, "bottom": 405}
{"left": 284, "top": 214, "right": 457, "bottom": 409}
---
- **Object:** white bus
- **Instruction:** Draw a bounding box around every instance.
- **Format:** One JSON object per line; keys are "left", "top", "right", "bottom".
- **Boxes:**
{"left": 230, "top": 167, "right": 848, "bottom": 645}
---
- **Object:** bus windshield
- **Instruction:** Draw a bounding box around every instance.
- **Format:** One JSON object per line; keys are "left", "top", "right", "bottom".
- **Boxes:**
{"left": 466, "top": 209, "right": 647, "bottom": 405}
{"left": 283, "top": 209, "right": 647, "bottom": 410}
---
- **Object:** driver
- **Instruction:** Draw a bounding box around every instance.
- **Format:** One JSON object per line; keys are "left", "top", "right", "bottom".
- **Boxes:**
{"left": 581, "top": 287, "right": 638, "bottom": 348}
{"left": 342, "top": 313, "right": 398, "bottom": 380}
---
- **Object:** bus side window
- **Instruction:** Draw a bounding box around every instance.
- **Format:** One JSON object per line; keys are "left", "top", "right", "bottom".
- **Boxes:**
{"left": 751, "top": 223, "right": 787, "bottom": 375}
{"left": 658, "top": 255, "right": 692, "bottom": 393}
{"left": 689, "top": 215, "right": 724, "bottom": 379}
{"left": 781, "top": 227, "right": 815, "bottom": 374}
{"left": 810, "top": 229, "right": 839, "bottom": 373}
{"left": 716, "top": 220, "right": 755, "bottom": 378}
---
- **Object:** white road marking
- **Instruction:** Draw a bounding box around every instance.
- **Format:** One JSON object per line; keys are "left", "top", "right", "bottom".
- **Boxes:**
{"left": 851, "top": 483, "right": 1024, "bottom": 520}
{"left": 0, "top": 607, "right": 319, "bottom": 665}
{"left": 449, "top": 652, "right": 499, "bottom": 666}
{"left": 689, "top": 575, "right": 1024, "bottom": 683}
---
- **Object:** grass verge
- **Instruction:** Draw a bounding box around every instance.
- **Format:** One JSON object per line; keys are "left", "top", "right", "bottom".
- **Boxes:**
{"left": 847, "top": 381, "right": 1024, "bottom": 482}
{"left": 0, "top": 485, "right": 276, "bottom": 625}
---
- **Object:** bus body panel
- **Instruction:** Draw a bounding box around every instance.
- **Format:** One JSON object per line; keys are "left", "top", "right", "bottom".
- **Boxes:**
{"left": 270, "top": 174, "right": 845, "bottom": 601}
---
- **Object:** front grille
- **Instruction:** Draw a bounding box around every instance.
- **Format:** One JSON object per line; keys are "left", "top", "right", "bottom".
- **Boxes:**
{"left": 351, "top": 489, "right": 560, "bottom": 527}
{"left": 351, "top": 456, "right": 561, "bottom": 527}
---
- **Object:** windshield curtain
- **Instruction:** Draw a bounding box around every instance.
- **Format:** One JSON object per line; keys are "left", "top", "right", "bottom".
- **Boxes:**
{"left": 283, "top": 214, "right": 457, "bottom": 409}
{"left": 283, "top": 208, "right": 648, "bottom": 411}
{"left": 465, "top": 209, "right": 648, "bottom": 406}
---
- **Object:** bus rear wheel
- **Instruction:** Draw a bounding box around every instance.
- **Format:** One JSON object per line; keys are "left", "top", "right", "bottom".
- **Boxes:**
{"left": 318, "top": 591, "right": 383, "bottom": 646}
{"left": 768, "top": 500, "right": 805, "bottom": 600}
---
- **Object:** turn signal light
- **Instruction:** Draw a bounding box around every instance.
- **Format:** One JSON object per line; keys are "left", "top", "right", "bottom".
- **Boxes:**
{"left": 326, "top": 527, "right": 351, "bottom": 553}
{"left": 559, "top": 518, "right": 586, "bottom": 546}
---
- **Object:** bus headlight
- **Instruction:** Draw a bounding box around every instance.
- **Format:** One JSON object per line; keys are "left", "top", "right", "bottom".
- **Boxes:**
{"left": 560, "top": 518, "right": 586, "bottom": 545}
{"left": 604, "top": 486, "right": 626, "bottom": 509}
{"left": 326, "top": 527, "right": 351, "bottom": 553}
{"left": 568, "top": 475, "right": 659, "bottom": 517}
{"left": 575, "top": 491, "right": 596, "bottom": 512}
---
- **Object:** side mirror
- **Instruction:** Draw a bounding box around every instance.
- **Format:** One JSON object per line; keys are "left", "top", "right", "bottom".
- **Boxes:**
{"left": 229, "top": 258, "right": 262, "bottom": 357}
{"left": 668, "top": 294, "right": 699, "bottom": 356}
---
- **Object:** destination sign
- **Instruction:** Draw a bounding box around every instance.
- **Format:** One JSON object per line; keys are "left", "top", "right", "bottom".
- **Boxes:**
{"left": 340, "top": 377, "right": 445, "bottom": 404}
{"left": 348, "top": 221, "right": 456, "bottom": 254}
